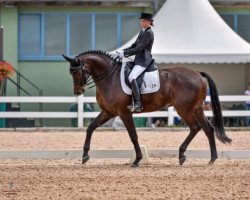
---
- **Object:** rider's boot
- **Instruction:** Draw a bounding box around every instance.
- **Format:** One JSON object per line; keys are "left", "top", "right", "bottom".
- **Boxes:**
{"left": 127, "top": 79, "right": 142, "bottom": 112}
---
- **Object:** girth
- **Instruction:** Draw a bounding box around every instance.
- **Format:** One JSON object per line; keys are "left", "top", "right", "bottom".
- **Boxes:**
{"left": 124, "top": 59, "right": 157, "bottom": 88}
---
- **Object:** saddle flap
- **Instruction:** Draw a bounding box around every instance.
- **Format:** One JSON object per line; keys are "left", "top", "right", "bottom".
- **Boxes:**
{"left": 121, "top": 63, "right": 160, "bottom": 95}
{"left": 124, "top": 60, "right": 158, "bottom": 88}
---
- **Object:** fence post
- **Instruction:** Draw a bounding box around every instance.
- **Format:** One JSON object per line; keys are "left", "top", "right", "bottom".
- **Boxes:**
{"left": 77, "top": 95, "right": 84, "bottom": 127}
{"left": 168, "top": 106, "right": 174, "bottom": 126}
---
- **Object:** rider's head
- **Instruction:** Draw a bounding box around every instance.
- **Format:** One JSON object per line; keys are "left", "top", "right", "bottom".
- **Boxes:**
{"left": 139, "top": 13, "right": 154, "bottom": 28}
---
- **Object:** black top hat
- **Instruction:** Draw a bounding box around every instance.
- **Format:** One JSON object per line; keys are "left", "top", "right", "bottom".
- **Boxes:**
{"left": 139, "top": 13, "right": 153, "bottom": 21}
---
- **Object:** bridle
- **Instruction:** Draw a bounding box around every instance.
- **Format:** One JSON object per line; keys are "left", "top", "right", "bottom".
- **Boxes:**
{"left": 69, "top": 56, "right": 90, "bottom": 86}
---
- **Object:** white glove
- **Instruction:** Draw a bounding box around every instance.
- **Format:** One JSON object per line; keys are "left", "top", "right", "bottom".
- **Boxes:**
{"left": 116, "top": 50, "right": 124, "bottom": 58}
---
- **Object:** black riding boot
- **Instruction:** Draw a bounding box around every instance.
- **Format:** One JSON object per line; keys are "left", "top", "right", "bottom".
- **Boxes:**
{"left": 127, "top": 79, "right": 142, "bottom": 112}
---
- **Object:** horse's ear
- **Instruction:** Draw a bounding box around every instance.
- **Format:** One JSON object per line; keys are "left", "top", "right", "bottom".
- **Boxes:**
{"left": 62, "top": 54, "right": 73, "bottom": 63}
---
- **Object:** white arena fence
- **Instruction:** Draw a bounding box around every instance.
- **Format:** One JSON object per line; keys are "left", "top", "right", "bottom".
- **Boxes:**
{"left": 0, "top": 95, "right": 250, "bottom": 127}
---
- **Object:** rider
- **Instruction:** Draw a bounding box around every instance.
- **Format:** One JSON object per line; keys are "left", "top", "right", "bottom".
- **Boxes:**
{"left": 117, "top": 12, "right": 154, "bottom": 112}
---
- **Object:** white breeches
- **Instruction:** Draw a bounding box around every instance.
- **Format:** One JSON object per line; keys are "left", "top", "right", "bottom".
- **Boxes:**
{"left": 128, "top": 65, "right": 145, "bottom": 83}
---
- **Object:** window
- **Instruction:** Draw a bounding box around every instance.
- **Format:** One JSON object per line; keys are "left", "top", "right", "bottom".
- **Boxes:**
{"left": 122, "top": 15, "right": 140, "bottom": 44}
{"left": 70, "top": 14, "right": 92, "bottom": 54}
{"left": 219, "top": 13, "right": 250, "bottom": 43}
{"left": 19, "top": 14, "right": 41, "bottom": 56}
{"left": 18, "top": 12, "right": 140, "bottom": 60}
{"left": 96, "top": 14, "right": 117, "bottom": 51}
{"left": 44, "top": 14, "right": 67, "bottom": 55}
{"left": 238, "top": 15, "right": 250, "bottom": 43}
{"left": 220, "top": 14, "right": 234, "bottom": 30}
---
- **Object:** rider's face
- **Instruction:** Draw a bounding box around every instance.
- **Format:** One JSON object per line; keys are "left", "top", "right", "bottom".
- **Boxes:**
{"left": 140, "top": 19, "right": 151, "bottom": 29}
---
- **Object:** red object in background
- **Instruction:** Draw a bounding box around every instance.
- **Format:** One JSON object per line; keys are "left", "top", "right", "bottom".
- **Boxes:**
{"left": 0, "top": 61, "right": 14, "bottom": 80}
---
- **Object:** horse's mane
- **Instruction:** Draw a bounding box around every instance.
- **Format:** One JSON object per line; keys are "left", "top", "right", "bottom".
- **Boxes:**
{"left": 78, "top": 50, "right": 117, "bottom": 63}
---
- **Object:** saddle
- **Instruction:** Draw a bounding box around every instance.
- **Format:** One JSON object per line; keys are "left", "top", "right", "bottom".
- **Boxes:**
{"left": 124, "top": 59, "right": 157, "bottom": 88}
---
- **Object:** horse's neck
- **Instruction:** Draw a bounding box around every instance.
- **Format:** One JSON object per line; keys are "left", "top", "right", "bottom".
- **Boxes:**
{"left": 92, "top": 61, "right": 120, "bottom": 88}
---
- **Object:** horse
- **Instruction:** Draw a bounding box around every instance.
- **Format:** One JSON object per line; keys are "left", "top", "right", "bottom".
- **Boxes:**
{"left": 62, "top": 50, "right": 232, "bottom": 167}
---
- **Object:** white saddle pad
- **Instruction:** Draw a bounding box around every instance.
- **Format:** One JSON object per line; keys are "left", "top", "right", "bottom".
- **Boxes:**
{"left": 120, "top": 62, "right": 160, "bottom": 95}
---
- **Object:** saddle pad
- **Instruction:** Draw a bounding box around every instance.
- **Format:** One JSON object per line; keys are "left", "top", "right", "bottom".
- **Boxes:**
{"left": 120, "top": 63, "right": 160, "bottom": 95}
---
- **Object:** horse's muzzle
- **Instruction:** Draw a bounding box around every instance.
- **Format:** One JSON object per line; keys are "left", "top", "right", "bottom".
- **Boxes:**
{"left": 74, "top": 87, "right": 85, "bottom": 96}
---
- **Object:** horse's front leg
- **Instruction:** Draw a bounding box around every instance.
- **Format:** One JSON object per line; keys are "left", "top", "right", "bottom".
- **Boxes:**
{"left": 119, "top": 112, "right": 142, "bottom": 167}
{"left": 82, "top": 111, "right": 114, "bottom": 164}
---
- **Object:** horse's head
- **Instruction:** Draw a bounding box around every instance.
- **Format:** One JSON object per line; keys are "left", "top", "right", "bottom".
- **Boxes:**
{"left": 62, "top": 54, "right": 90, "bottom": 95}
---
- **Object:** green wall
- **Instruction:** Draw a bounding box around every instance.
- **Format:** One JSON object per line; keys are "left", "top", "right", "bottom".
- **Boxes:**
{"left": 12, "top": 61, "right": 97, "bottom": 127}
{"left": 0, "top": 6, "right": 18, "bottom": 68}
{"left": 19, "top": 5, "right": 146, "bottom": 13}
{"left": 0, "top": 6, "right": 18, "bottom": 96}
{"left": 0, "top": 5, "right": 148, "bottom": 127}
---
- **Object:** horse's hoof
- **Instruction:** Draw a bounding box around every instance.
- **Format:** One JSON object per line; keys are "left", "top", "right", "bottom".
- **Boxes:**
{"left": 82, "top": 155, "right": 90, "bottom": 164}
{"left": 179, "top": 156, "right": 186, "bottom": 165}
{"left": 208, "top": 157, "right": 217, "bottom": 164}
{"left": 131, "top": 163, "right": 139, "bottom": 168}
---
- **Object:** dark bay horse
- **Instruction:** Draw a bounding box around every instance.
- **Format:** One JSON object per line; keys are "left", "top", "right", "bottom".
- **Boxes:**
{"left": 62, "top": 50, "right": 231, "bottom": 167}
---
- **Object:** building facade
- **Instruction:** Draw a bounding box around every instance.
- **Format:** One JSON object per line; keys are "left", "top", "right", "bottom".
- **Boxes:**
{"left": 0, "top": 0, "right": 250, "bottom": 126}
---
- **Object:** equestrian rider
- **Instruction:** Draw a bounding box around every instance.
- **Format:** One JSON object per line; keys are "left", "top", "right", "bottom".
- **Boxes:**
{"left": 116, "top": 12, "right": 154, "bottom": 112}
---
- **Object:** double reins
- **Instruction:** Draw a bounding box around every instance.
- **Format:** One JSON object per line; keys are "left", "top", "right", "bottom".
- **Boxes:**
{"left": 71, "top": 56, "right": 121, "bottom": 90}
{"left": 93, "top": 59, "right": 120, "bottom": 83}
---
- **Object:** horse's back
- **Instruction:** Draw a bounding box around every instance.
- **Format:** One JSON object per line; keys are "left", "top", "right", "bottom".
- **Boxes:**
{"left": 160, "top": 67, "right": 207, "bottom": 106}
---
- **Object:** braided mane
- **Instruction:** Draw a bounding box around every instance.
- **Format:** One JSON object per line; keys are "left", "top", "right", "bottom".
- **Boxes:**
{"left": 78, "top": 50, "right": 117, "bottom": 63}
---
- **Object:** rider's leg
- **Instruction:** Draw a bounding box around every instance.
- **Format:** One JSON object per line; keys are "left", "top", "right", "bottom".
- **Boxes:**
{"left": 127, "top": 65, "right": 145, "bottom": 112}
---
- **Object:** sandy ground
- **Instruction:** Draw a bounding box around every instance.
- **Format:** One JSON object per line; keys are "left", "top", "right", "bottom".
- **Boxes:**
{"left": 0, "top": 158, "right": 249, "bottom": 200}
{"left": 0, "top": 130, "right": 249, "bottom": 200}
{"left": 0, "top": 130, "right": 249, "bottom": 150}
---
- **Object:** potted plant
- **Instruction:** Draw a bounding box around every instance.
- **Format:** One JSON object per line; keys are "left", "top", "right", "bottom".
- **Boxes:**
{"left": 0, "top": 61, "right": 14, "bottom": 96}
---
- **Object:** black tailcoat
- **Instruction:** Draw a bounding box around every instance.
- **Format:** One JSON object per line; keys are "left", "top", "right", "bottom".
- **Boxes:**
{"left": 123, "top": 27, "right": 154, "bottom": 67}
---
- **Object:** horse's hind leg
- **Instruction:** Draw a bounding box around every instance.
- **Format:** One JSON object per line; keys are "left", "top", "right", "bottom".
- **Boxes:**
{"left": 82, "top": 111, "right": 114, "bottom": 164}
{"left": 178, "top": 113, "right": 201, "bottom": 165}
{"left": 193, "top": 106, "right": 218, "bottom": 164}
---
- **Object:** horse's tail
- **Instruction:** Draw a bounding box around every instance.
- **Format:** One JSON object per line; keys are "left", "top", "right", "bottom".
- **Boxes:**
{"left": 200, "top": 72, "right": 232, "bottom": 144}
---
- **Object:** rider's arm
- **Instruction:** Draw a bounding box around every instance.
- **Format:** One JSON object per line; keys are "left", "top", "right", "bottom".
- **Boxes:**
{"left": 123, "top": 31, "right": 152, "bottom": 57}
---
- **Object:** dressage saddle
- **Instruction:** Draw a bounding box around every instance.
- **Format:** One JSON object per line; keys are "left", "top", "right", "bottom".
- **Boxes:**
{"left": 124, "top": 59, "right": 157, "bottom": 89}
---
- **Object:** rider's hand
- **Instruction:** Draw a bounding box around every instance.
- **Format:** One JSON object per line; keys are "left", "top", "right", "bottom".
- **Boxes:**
{"left": 116, "top": 50, "right": 124, "bottom": 58}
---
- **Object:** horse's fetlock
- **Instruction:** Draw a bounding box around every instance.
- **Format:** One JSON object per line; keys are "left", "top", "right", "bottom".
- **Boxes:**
{"left": 179, "top": 146, "right": 185, "bottom": 153}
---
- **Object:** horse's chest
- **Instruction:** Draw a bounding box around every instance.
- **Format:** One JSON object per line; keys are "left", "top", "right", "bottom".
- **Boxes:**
{"left": 96, "top": 91, "right": 115, "bottom": 109}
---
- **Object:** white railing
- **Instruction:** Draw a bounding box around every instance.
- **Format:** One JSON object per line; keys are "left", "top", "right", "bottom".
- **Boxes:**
{"left": 0, "top": 95, "right": 250, "bottom": 127}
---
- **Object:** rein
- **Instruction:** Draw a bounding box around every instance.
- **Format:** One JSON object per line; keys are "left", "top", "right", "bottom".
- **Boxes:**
{"left": 71, "top": 56, "right": 120, "bottom": 90}
{"left": 94, "top": 61, "right": 120, "bottom": 84}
